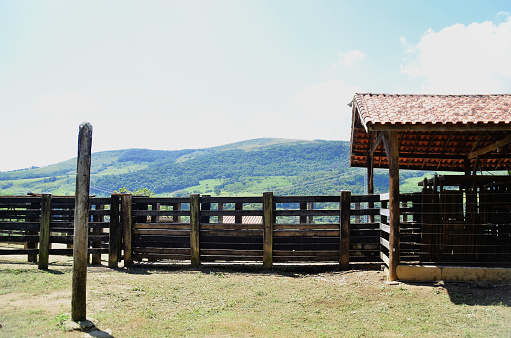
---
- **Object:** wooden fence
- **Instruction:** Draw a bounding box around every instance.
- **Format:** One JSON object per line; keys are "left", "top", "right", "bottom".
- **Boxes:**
{"left": 0, "top": 192, "right": 388, "bottom": 269}
{"left": 0, "top": 195, "right": 111, "bottom": 269}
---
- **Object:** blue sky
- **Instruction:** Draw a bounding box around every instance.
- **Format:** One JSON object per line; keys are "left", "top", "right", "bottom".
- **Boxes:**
{"left": 1, "top": 0, "right": 511, "bottom": 171}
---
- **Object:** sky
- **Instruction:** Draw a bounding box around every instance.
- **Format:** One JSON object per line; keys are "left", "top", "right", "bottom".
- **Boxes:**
{"left": 1, "top": 0, "right": 511, "bottom": 172}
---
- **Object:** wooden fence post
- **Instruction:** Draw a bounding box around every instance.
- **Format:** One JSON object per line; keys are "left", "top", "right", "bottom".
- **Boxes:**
{"left": 91, "top": 203, "right": 103, "bottom": 265}
{"left": 109, "top": 194, "right": 121, "bottom": 268}
{"left": 263, "top": 192, "right": 274, "bottom": 269}
{"left": 340, "top": 190, "right": 351, "bottom": 269}
{"left": 122, "top": 194, "right": 133, "bottom": 267}
{"left": 26, "top": 200, "right": 39, "bottom": 263}
{"left": 71, "top": 122, "right": 92, "bottom": 322}
{"left": 235, "top": 202, "right": 243, "bottom": 224}
{"left": 190, "top": 194, "right": 201, "bottom": 267}
{"left": 38, "top": 193, "right": 52, "bottom": 270}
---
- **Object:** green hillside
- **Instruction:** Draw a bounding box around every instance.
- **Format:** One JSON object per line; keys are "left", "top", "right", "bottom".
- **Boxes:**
{"left": 0, "top": 138, "right": 432, "bottom": 196}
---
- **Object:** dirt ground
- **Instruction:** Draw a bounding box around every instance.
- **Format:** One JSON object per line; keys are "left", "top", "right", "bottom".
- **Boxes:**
{"left": 1, "top": 244, "right": 511, "bottom": 337}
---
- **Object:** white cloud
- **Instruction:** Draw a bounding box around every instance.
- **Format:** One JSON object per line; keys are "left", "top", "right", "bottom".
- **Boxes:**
{"left": 337, "top": 50, "right": 366, "bottom": 67}
{"left": 401, "top": 15, "right": 511, "bottom": 94}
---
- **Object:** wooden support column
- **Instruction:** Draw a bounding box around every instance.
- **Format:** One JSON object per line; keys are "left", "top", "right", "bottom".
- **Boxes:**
{"left": 190, "top": 194, "right": 201, "bottom": 267}
{"left": 262, "top": 192, "right": 274, "bottom": 269}
{"left": 108, "top": 194, "right": 121, "bottom": 268}
{"left": 235, "top": 202, "right": 243, "bottom": 224}
{"left": 72, "top": 122, "right": 93, "bottom": 322}
{"left": 383, "top": 131, "right": 400, "bottom": 281}
{"left": 122, "top": 194, "right": 133, "bottom": 267}
{"left": 367, "top": 152, "right": 375, "bottom": 223}
{"left": 38, "top": 193, "right": 52, "bottom": 270}
{"left": 340, "top": 190, "right": 351, "bottom": 269}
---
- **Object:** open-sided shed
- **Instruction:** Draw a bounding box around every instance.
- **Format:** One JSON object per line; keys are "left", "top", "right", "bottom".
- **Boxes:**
{"left": 350, "top": 93, "right": 511, "bottom": 281}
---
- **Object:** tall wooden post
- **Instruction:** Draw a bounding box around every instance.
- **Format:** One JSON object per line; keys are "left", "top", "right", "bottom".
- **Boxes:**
{"left": 190, "top": 194, "right": 201, "bottom": 267}
{"left": 383, "top": 131, "right": 400, "bottom": 281}
{"left": 122, "top": 194, "right": 133, "bottom": 267}
{"left": 71, "top": 122, "right": 92, "bottom": 322}
{"left": 340, "top": 190, "right": 351, "bottom": 269}
{"left": 262, "top": 192, "right": 274, "bottom": 269}
{"left": 38, "top": 193, "right": 52, "bottom": 270}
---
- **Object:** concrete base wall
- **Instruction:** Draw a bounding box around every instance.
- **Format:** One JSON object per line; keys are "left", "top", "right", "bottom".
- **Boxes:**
{"left": 395, "top": 265, "right": 511, "bottom": 282}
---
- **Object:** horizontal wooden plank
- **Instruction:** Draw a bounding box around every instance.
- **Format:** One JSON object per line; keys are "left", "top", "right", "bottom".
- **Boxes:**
{"left": 0, "top": 196, "right": 41, "bottom": 204}
{"left": 133, "top": 229, "right": 190, "bottom": 236}
{"left": 0, "top": 235, "right": 39, "bottom": 242}
{"left": 380, "top": 251, "right": 390, "bottom": 266}
{"left": 351, "top": 208, "right": 380, "bottom": 216}
{"left": 0, "top": 210, "right": 40, "bottom": 217}
{"left": 134, "top": 247, "right": 190, "bottom": 255}
{"left": 132, "top": 197, "right": 189, "bottom": 204}
{"left": 0, "top": 249, "right": 39, "bottom": 255}
{"left": 200, "top": 249, "right": 263, "bottom": 256}
{"left": 273, "top": 230, "right": 340, "bottom": 237}
{"left": 200, "top": 230, "right": 263, "bottom": 237}
{"left": 380, "top": 193, "right": 390, "bottom": 201}
{"left": 351, "top": 194, "right": 381, "bottom": 203}
{"left": 275, "top": 210, "right": 340, "bottom": 217}
{"left": 201, "top": 196, "right": 263, "bottom": 204}
{"left": 0, "top": 222, "right": 40, "bottom": 231}
{"left": 273, "top": 250, "right": 339, "bottom": 257}
{"left": 132, "top": 210, "right": 191, "bottom": 217}
{"left": 380, "top": 223, "right": 390, "bottom": 234}
{"left": 380, "top": 209, "right": 390, "bottom": 217}
{"left": 380, "top": 237, "right": 390, "bottom": 250}
{"left": 134, "top": 223, "right": 191, "bottom": 230}
{"left": 274, "top": 196, "right": 340, "bottom": 203}
{"left": 201, "top": 223, "right": 263, "bottom": 230}
{"left": 200, "top": 210, "right": 263, "bottom": 217}
{"left": 274, "top": 223, "right": 339, "bottom": 230}
{"left": 201, "top": 255, "right": 262, "bottom": 262}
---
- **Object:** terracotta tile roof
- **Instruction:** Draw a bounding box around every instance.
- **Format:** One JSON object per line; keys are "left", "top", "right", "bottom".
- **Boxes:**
{"left": 350, "top": 93, "right": 511, "bottom": 171}
{"left": 353, "top": 93, "right": 511, "bottom": 129}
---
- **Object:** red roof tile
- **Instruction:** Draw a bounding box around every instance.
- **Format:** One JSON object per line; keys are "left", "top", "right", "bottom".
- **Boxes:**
{"left": 353, "top": 94, "right": 511, "bottom": 128}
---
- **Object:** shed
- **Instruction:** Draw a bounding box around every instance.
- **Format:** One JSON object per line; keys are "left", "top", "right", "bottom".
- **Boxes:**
{"left": 350, "top": 93, "right": 511, "bottom": 281}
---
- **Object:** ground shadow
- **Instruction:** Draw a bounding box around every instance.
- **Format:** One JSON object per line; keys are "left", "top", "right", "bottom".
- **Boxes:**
{"left": 404, "top": 280, "right": 511, "bottom": 307}
{"left": 119, "top": 261, "right": 381, "bottom": 279}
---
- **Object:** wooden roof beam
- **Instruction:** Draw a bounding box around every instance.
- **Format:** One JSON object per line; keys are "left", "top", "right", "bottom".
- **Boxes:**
{"left": 468, "top": 135, "right": 511, "bottom": 159}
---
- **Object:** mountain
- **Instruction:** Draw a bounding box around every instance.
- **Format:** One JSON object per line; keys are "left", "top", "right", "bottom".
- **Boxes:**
{"left": 0, "top": 138, "right": 430, "bottom": 196}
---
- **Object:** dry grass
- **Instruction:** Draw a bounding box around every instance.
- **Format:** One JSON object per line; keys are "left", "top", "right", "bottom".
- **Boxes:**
{"left": 0, "top": 250, "right": 511, "bottom": 337}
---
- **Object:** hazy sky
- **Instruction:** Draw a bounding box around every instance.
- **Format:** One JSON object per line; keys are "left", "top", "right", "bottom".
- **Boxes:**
{"left": 1, "top": 1, "right": 511, "bottom": 171}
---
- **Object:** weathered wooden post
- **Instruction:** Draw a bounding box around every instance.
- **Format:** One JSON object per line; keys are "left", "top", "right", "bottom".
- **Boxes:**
{"left": 122, "top": 194, "right": 133, "bottom": 267}
{"left": 38, "top": 193, "right": 52, "bottom": 270}
{"left": 190, "top": 194, "right": 201, "bottom": 267}
{"left": 340, "top": 190, "right": 351, "bottom": 269}
{"left": 383, "top": 131, "right": 400, "bottom": 281}
{"left": 262, "top": 192, "right": 274, "bottom": 269}
{"left": 71, "top": 122, "right": 92, "bottom": 322}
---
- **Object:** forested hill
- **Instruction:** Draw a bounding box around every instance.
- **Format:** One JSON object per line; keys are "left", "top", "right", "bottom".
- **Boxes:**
{"left": 0, "top": 138, "right": 429, "bottom": 196}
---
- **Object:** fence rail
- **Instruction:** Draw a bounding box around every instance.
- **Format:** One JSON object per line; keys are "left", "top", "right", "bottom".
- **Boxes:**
{"left": 4, "top": 191, "right": 508, "bottom": 269}
{"left": 1, "top": 192, "right": 383, "bottom": 269}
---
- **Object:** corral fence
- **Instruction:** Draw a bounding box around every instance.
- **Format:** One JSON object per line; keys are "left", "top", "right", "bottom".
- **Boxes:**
{"left": 1, "top": 192, "right": 386, "bottom": 269}
{"left": 5, "top": 191, "right": 507, "bottom": 270}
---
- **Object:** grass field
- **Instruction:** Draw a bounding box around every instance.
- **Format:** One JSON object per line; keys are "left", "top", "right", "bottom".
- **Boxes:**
{"left": 1, "top": 250, "right": 510, "bottom": 337}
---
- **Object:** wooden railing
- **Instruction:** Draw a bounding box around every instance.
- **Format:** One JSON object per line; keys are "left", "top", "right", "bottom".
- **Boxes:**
{"left": 1, "top": 192, "right": 384, "bottom": 269}
{"left": 0, "top": 195, "right": 111, "bottom": 269}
